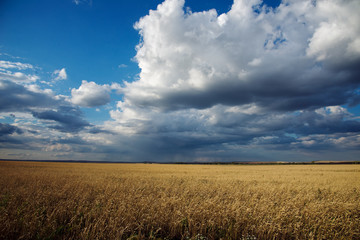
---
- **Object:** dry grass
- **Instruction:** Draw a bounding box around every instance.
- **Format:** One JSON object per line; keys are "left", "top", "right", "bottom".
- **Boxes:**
{"left": 0, "top": 161, "right": 359, "bottom": 239}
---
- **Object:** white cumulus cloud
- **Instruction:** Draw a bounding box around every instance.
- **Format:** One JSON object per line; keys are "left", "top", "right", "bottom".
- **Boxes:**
{"left": 102, "top": 0, "right": 360, "bottom": 161}
{"left": 71, "top": 80, "right": 111, "bottom": 107}
{"left": 117, "top": 0, "right": 360, "bottom": 113}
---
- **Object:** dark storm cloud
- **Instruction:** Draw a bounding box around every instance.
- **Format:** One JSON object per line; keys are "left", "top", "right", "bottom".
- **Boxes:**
{"left": 57, "top": 136, "right": 87, "bottom": 145}
{"left": 87, "top": 127, "right": 112, "bottom": 134}
{"left": 0, "top": 123, "right": 23, "bottom": 136}
{"left": 106, "top": 104, "right": 360, "bottom": 161}
{"left": 32, "top": 106, "right": 90, "bottom": 133}
{"left": 230, "top": 109, "right": 360, "bottom": 136}
{"left": 0, "top": 80, "right": 91, "bottom": 134}
{"left": 0, "top": 79, "right": 98, "bottom": 134}
{"left": 158, "top": 72, "right": 360, "bottom": 112}
{"left": 0, "top": 123, "right": 26, "bottom": 148}
{"left": 0, "top": 80, "right": 58, "bottom": 112}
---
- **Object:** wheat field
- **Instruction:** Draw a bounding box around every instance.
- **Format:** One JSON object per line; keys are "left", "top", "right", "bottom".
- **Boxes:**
{"left": 0, "top": 161, "right": 359, "bottom": 239}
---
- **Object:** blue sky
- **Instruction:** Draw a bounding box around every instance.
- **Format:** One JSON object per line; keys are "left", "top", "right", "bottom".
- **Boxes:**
{"left": 1, "top": 0, "right": 360, "bottom": 162}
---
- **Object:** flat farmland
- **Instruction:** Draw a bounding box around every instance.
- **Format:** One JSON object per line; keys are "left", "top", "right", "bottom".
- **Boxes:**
{"left": 0, "top": 161, "right": 359, "bottom": 239}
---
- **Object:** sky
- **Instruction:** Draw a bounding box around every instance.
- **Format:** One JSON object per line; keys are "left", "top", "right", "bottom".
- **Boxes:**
{"left": 0, "top": 0, "right": 360, "bottom": 162}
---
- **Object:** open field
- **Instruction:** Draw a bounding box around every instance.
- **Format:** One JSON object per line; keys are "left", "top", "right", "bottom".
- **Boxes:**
{"left": 0, "top": 161, "right": 359, "bottom": 239}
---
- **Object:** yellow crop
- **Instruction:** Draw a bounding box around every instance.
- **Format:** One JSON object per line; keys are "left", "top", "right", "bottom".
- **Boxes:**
{"left": 0, "top": 161, "right": 359, "bottom": 239}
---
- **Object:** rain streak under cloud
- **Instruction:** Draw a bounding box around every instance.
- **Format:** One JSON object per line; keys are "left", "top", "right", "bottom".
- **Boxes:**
{"left": 0, "top": 0, "right": 360, "bottom": 162}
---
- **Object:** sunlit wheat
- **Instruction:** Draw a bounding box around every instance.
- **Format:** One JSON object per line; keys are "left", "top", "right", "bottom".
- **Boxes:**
{"left": 0, "top": 161, "right": 359, "bottom": 239}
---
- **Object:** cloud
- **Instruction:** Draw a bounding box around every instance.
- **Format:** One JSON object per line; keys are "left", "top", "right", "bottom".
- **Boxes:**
{"left": 0, "top": 80, "right": 58, "bottom": 112}
{"left": 0, "top": 79, "right": 91, "bottom": 134}
{"left": 0, "top": 60, "right": 39, "bottom": 83}
{"left": 53, "top": 68, "right": 67, "bottom": 81}
{"left": 71, "top": 80, "right": 111, "bottom": 107}
{"left": 100, "top": 0, "right": 360, "bottom": 161}
{"left": 0, "top": 123, "right": 23, "bottom": 136}
{"left": 0, "top": 58, "right": 105, "bottom": 159}
{"left": 0, "top": 71, "right": 39, "bottom": 83}
{"left": 0, "top": 53, "right": 23, "bottom": 60}
{"left": 0, "top": 60, "right": 34, "bottom": 70}
{"left": 0, "top": 123, "right": 24, "bottom": 149}
{"left": 32, "top": 106, "right": 90, "bottom": 133}
{"left": 118, "top": 64, "right": 128, "bottom": 68}
{"left": 73, "top": 0, "right": 92, "bottom": 6}
{"left": 306, "top": 0, "right": 360, "bottom": 62}
{"left": 115, "top": 0, "right": 360, "bottom": 113}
